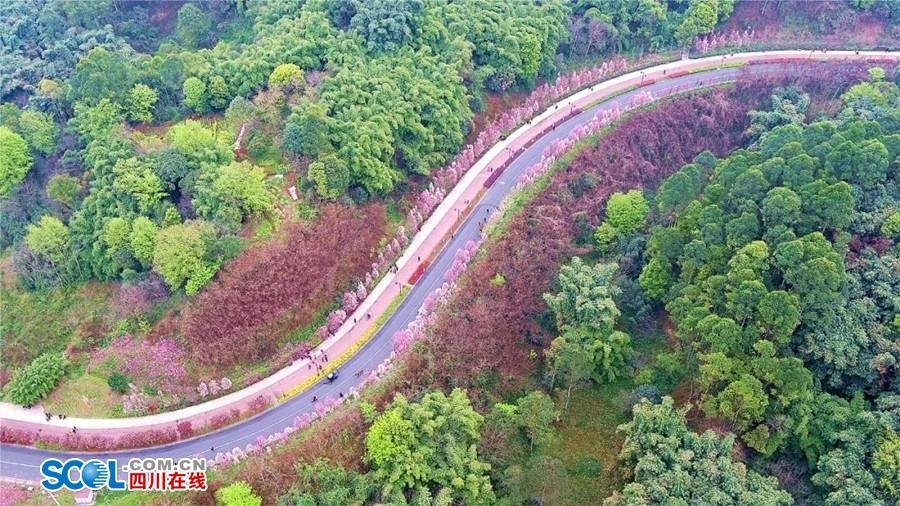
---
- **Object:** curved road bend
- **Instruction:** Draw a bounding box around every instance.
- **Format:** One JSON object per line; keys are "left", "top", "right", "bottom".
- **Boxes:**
{"left": 0, "top": 57, "right": 893, "bottom": 482}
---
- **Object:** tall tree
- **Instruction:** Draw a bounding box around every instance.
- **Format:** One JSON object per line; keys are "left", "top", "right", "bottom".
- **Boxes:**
{"left": 176, "top": 3, "right": 214, "bottom": 49}
{"left": 605, "top": 397, "right": 792, "bottom": 505}
{"left": 544, "top": 258, "right": 633, "bottom": 384}
{"left": 365, "top": 389, "right": 494, "bottom": 504}
{"left": 0, "top": 126, "right": 32, "bottom": 196}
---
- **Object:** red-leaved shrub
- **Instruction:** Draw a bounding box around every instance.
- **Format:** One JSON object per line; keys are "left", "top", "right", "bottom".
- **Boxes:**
{"left": 178, "top": 204, "right": 386, "bottom": 368}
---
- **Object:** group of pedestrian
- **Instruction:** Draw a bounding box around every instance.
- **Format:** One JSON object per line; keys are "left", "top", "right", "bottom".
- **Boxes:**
{"left": 44, "top": 411, "right": 67, "bottom": 422}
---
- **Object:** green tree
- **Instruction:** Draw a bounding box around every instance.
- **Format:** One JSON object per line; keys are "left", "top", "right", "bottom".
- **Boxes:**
{"left": 278, "top": 460, "right": 376, "bottom": 506}
{"left": 675, "top": 0, "right": 719, "bottom": 44}
{"left": 153, "top": 149, "right": 191, "bottom": 192}
{"left": 101, "top": 217, "right": 134, "bottom": 271}
{"left": 638, "top": 257, "right": 674, "bottom": 300}
{"left": 705, "top": 373, "right": 768, "bottom": 432}
{"left": 183, "top": 77, "right": 207, "bottom": 113}
{"left": 657, "top": 167, "right": 701, "bottom": 214}
{"left": 544, "top": 258, "right": 621, "bottom": 332}
{"left": 516, "top": 391, "right": 557, "bottom": 451}
{"left": 545, "top": 335, "right": 594, "bottom": 409}
{"left": 17, "top": 110, "right": 57, "bottom": 156}
{"left": 46, "top": 174, "right": 80, "bottom": 208}
{"left": 881, "top": 212, "right": 900, "bottom": 239}
{"left": 107, "top": 372, "right": 129, "bottom": 394}
{"left": 748, "top": 88, "right": 810, "bottom": 144}
{"left": 4, "top": 353, "right": 68, "bottom": 406}
{"left": 68, "top": 99, "right": 124, "bottom": 143}
{"left": 129, "top": 216, "right": 158, "bottom": 265}
{"left": 284, "top": 101, "right": 332, "bottom": 158}
{"left": 756, "top": 290, "right": 801, "bottom": 343}
{"left": 112, "top": 158, "right": 165, "bottom": 215}
{"left": 0, "top": 126, "right": 33, "bottom": 196}
{"left": 152, "top": 222, "right": 208, "bottom": 290}
{"left": 350, "top": 0, "right": 425, "bottom": 52}
{"left": 215, "top": 481, "right": 262, "bottom": 506}
{"left": 605, "top": 190, "right": 650, "bottom": 235}
{"left": 194, "top": 161, "right": 273, "bottom": 231}
{"left": 167, "top": 120, "right": 231, "bottom": 167}
{"left": 606, "top": 396, "right": 792, "bottom": 506}
{"left": 873, "top": 431, "right": 900, "bottom": 500}
{"left": 67, "top": 47, "right": 137, "bottom": 106}
{"left": 207, "top": 75, "right": 230, "bottom": 110}
{"left": 25, "top": 215, "right": 69, "bottom": 266}
{"left": 307, "top": 154, "right": 350, "bottom": 199}
{"left": 762, "top": 186, "right": 802, "bottom": 229}
{"left": 365, "top": 389, "right": 494, "bottom": 504}
{"left": 269, "top": 63, "right": 304, "bottom": 89}
{"left": 544, "top": 258, "right": 633, "bottom": 384}
{"left": 126, "top": 84, "right": 158, "bottom": 123}
{"left": 176, "top": 3, "right": 214, "bottom": 49}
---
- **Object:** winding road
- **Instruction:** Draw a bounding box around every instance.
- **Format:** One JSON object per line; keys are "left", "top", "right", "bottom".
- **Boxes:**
{"left": 1, "top": 51, "right": 897, "bottom": 484}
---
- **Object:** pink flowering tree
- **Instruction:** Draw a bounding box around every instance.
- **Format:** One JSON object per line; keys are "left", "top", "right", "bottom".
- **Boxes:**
{"left": 326, "top": 309, "right": 347, "bottom": 333}
{"left": 342, "top": 292, "right": 359, "bottom": 313}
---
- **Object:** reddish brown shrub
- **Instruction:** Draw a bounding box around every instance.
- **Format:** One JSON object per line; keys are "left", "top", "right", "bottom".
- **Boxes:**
{"left": 177, "top": 420, "right": 194, "bottom": 439}
{"left": 247, "top": 395, "right": 271, "bottom": 413}
{"left": 0, "top": 427, "right": 36, "bottom": 445}
{"left": 178, "top": 204, "right": 386, "bottom": 368}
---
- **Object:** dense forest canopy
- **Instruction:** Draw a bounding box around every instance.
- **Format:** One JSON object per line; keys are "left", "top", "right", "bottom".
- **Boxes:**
{"left": 0, "top": 0, "right": 743, "bottom": 298}
{"left": 4, "top": 1, "right": 900, "bottom": 504}
{"left": 577, "top": 72, "right": 900, "bottom": 505}
{"left": 216, "top": 70, "right": 900, "bottom": 506}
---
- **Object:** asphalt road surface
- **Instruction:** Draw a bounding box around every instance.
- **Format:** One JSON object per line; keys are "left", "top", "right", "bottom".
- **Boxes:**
{"left": 0, "top": 63, "right": 791, "bottom": 483}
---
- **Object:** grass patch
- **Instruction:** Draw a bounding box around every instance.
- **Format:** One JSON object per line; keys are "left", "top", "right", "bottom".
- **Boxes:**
{"left": 544, "top": 383, "right": 632, "bottom": 505}
{"left": 253, "top": 218, "right": 276, "bottom": 240}
{"left": 43, "top": 373, "right": 122, "bottom": 418}
{"left": 0, "top": 280, "right": 116, "bottom": 369}
{"left": 385, "top": 199, "right": 403, "bottom": 225}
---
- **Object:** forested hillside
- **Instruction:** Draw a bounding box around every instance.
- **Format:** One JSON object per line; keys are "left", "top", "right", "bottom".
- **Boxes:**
{"left": 600, "top": 70, "right": 900, "bottom": 505}
{"left": 0, "top": 0, "right": 743, "bottom": 416}
{"left": 2, "top": 1, "right": 900, "bottom": 504}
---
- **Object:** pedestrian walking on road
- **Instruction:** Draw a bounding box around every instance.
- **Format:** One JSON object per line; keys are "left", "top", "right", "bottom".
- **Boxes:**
{"left": 367, "top": 313, "right": 371, "bottom": 319}
{"left": 312, "top": 396, "right": 318, "bottom": 403}
{"left": 72, "top": 426, "right": 77, "bottom": 434}
{"left": 339, "top": 392, "right": 344, "bottom": 398}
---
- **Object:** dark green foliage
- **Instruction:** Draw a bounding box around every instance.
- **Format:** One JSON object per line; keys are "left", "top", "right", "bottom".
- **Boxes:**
{"left": 605, "top": 397, "right": 792, "bottom": 505}
{"left": 67, "top": 47, "right": 137, "bottom": 107}
{"left": 350, "top": 0, "right": 425, "bottom": 53}
{"left": 107, "top": 372, "right": 130, "bottom": 394}
{"left": 153, "top": 149, "right": 191, "bottom": 193}
{"left": 623, "top": 78, "right": 900, "bottom": 504}
{"left": 176, "top": 3, "right": 214, "bottom": 49}
{"left": 277, "top": 460, "right": 376, "bottom": 506}
{"left": 568, "top": 0, "right": 735, "bottom": 55}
